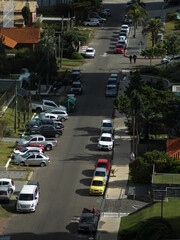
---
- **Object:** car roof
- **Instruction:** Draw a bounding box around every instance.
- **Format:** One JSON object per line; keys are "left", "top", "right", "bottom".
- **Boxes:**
{"left": 86, "top": 47, "right": 94, "bottom": 50}
{"left": 110, "top": 73, "right": 118, "bottom": 77}
{"left": 97, "top": 158, "right": 109, "bottom": 163}
{"left": 20, "top": 185, "right": 37, "bottom": 193}
{"left": 102, "top": 119, "right": 112, "bottom": 123}
{"left": 100, "top": 133, "right": 112, "bottom": 137}
{"left": 121, "top": 24, "right": 129, "bottom": 28}
{"left": 0, "top": 178, "right": 12, "bottom": 181}
{"left": 72, "top": 81, "right": 81, "bottom": 84}
{"left": 71, "top": 71, "right": 80, "bottom": 75}
{"left": 95, "top": 167, "right": 107, "bottom": 173}
{"left": 107, "top": 84, "right": 117, "bottom": 87}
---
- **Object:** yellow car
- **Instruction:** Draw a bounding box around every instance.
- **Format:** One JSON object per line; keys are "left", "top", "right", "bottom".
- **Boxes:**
{"left": 89, "top": 176, "right": 106, "bottom": 196}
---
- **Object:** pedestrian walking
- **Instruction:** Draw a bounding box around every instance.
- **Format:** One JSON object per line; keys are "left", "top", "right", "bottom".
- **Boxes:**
{"left": 129, "top": 55, "right": 132, "bottom": 64}
{"left": 133, "top": 54, "right": 137, "bottom": 63}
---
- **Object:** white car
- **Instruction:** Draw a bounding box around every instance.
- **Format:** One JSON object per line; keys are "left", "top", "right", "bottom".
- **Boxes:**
{"left": 0, "top": 178, "right": 15, "bottom": 194}
{"left": 45, "top": 109, "right": 68, "bottom": 121}
{"left": 16, "top": 185, "right": 39, "bottom": 212}
{"left": 12, "top": 147, "right": 43, "bottom": 157}
{"left": 89, "top": 17, "right": 106, "bottom": 23}
{"left": 35, "top": 112, "right": 60, "bottom": 121}
{"left": 101, "top": 119, "right": 113, "bottom": 134}
{"left": 85, "top": 47, "right": 96, "bottom": 58}
{"left": 98, "top": 133, "right": 114, "bottom": 151}
{"left": 83, "top": 19, "right": 100, "bottom": 26}
{"left": 93, "top": 167, "right": 108, "bottom": 182}
{"left": 121, "top": 25, "right": 130, "bottom": 34}
{"left": 118, "top": 36, "right": 127, "bottom": 45}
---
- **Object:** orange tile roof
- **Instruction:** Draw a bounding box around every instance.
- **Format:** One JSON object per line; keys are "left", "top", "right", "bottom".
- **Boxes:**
{"left": 0, "top": 27, "right": 40, "bottom": 44}
{"left": 0, "top": 33, "right": 17, "bottom": 48}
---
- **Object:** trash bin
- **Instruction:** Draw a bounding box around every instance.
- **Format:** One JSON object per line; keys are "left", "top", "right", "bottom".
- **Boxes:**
{"left": 64, "top": 97, "right": 76, "bottom": 113}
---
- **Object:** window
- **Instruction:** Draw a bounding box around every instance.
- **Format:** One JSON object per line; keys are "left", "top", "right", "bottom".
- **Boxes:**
{"left": 31, "top": 138, "right": 37, "bottom": 142}
{"left": 19, "top": 194, "right": 33, "bottom": 200}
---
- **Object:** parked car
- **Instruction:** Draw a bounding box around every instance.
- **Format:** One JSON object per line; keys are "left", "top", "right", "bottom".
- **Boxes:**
{"left": 117, "top": 40, "right": 127, "bottom": 49}
{"left": 26, "top": 118, "right": 63, "bottom": 132}
{"left": 119, "top": 29, "right": 128, "bottom": 37}
{"left": 16, "top": 135, "right": 58, "bottom": 151}
{"left": 78, "top": 208, "right": 100, "bottom": 233}
{"left": 70, "top": 82, "right": 83, "bottom": 95}
{"left": 118, "top": 36, "right": 127, "bottom": 44}
{"left": 83, "top": 19, "right": 100, "bottom": 26}
{"left": 70, "top": 71, "right": 81, "bottom": 83}
{"left": 123, "top": 18, "right": 133, "bottom": 24}
{"left": 35, "top": 112, "right": 60, "bottom": 122}
{"left": 13, "top": 152, "right": 50, "bottom": 167}
{"left": 0, "top": 187, "right": 12, "bottom": 203}
{"left": 31, "top": 99, "right": 67, "bottom": 113}
{"left": 89, "top": 176, "right": 106, "bottom": 195}
{"left": 94, "top": 159, "right": 111, "bottom": 175}
{"left": 101, "top": 119, "right": 113, "bottom": 134}
{"left": 104, "top": 8, "right": 111, "bottom": 16}
{"left": 72, "top": 67, "right": 81, "bottom": 76}
{"left": 29, "top": 125, "right": 63, "bottom": 138}
{"left": 27, "top": 180, "right": 40, "bottom": 194}
{"left": 161, "top": 55, "right": 180, "bottom": 64}
{"left": 15, "top": 143, "right": 45, "bottom": 152}
{"left": 0, "top": 178, "right": 15, "bottom": 194}
{"left": 119, "top": 31, "right": 128, "bottom": 38}
{"left": 107, "top": 78, "right": 118, "bottom": 86}
{"left": 105, "top": 84, "right": 118, "bottom": 97}
{"left": 84, "top": 47, "right": 96, "bottom": 58}
{"left": 121, "top": 25, "right": 130, "bottom": 34}
{"left": 93, "top": 168, "right": 108, "bottom": 182}
{"left": 89, "top": 17, "right": 106, "bottom": 23}
{"left": 110, "top": 73, "right": 119, "bottom": 81}
{"left": 16, "top": 184, "right": 39, "bottom": 212}
{"left": 45, "top": 109, "right": 68, "bottom": 121}
{"left": 114, "top": 44, "right": 125, "bottom": 54}
{"left": 12, "top": 148, "right": 43, "bottom": 159}
{"left": 98, "top": 133, "right": 114, "bottom": 151}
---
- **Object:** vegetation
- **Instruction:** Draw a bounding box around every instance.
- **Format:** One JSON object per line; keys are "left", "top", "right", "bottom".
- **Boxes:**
{"left": 0, "top": 142, "right": 15, "bottom": 166}
{"left": 21, "top": 6, "right": 30, "bottom": 26}
{"left": 118, "top": 197, "right": 180, "bottom": 240}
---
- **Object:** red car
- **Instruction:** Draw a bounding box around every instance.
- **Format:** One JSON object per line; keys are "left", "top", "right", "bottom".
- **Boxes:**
{"left": 114, "top": 44, "right": 125, "bottom": 54}
{"left": 94, "top": 159, "right": 111, "bottom": 175}
{"left": 15, "top": 143, "right": 45, "bottom": 152}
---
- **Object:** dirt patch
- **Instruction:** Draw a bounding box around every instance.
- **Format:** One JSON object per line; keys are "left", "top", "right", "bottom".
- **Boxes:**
{"left": 0, "top": 217, "right": 11, "bottom": 235}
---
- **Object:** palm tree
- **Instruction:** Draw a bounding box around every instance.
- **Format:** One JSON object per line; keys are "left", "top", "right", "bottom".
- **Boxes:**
{"left": 127, "top": 2, "right": 148, "bottom": 38}
{"left": 142, "top": 18, "right": 164, "bottom": 47}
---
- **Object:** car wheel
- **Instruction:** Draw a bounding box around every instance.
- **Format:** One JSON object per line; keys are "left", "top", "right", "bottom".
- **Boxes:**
{"left": 20, "top": 161, "right": 25, "bottom": 166}
{"left": 61, "top": 117, "right": 65, "bottom": 122}
{"left": 55, "top": 133, "right": 60, "bottom": 138}
{"left": 46, "top": 144, "right": 52, "bottom": 151}
{"left": 36, "top": 108, "right": 42, "bottom": 114}
{"left": 40, "top": 162, "right": 45, "bottom": 167}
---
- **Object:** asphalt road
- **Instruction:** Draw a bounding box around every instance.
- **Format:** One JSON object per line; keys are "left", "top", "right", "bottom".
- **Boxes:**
{"left": 3, "top": 1, "right": 164, "bottom": 240}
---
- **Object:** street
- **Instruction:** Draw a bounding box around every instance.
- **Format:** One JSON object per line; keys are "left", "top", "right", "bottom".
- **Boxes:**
{"left": 3, "top": 1, "right": 164, "bottom": 240}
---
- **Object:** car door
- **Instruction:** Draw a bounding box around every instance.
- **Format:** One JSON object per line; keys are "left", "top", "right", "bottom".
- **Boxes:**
{"left": 30, "top": 137, "right": 38, "bottom": 143}
{"left": 36, "top": 154, "right": 45, "bottom": 166}
{"left": 26, "top": 154, "right": 36, "bottom": 165}
{"left": 34, "top": 187, "right": 39, "bottom": 207}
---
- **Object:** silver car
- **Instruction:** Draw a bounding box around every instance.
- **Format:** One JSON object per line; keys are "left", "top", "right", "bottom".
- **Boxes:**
{"left": 105, "top": 85, "right": 118, "bottom": 97}
{"left": 93, "top": 168, "right": 108, "bottom": 182}
{"left": 45, "top": 109, "right": 68, "bottom": 121}
{"left": 13, "top": 152, "right": 50, "bottom": 167}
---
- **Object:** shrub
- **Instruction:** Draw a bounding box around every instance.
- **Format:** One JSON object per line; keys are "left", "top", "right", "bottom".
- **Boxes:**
{"left": 70, "top": 52, "right": 84, "bottom": 59}
{"left": 166, "top": 12, "right": 177, "bottom": 21}
{"left": 3, "top": 127, "right": 13, "bottom": 137}
{"left": 140, "top": 66, "right": 159, "bottom": 75}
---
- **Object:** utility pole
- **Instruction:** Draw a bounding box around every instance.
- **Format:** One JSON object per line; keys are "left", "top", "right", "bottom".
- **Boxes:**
{"left": 14, "top": 81, "right": 17, "bottom": 133}
{"left": 61, "top": 16, "right": 64, "bottom": 67}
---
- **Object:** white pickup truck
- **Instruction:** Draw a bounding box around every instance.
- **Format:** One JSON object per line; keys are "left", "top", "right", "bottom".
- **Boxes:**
{"left": 16, "top": 135, "right": 58, "bottom": 151}
{"left": 31, "top": 99, "right": 67, "bottom": 113}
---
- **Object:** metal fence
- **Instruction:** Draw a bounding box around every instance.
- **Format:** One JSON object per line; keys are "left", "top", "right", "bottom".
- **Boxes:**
{"left": 0, "top": 83, "right": 15, "bottom": 117}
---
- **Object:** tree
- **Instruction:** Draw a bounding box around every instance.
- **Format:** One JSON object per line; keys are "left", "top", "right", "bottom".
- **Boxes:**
{"left": 22, "top": 6, "right": 30, "bottom": 26}
{"left": 72, "top": 0, "right": 101, "bottom": 24}
{"left": 126, "top": 2, "right": 148, "bottom": 38}
{"left": 142, "top": 18, "right": 164, "bottom": 47}
{"left": 163, "top": 33, "right": 180, "bottom": 57}
{"left": 141, "top": 47, "right": 156, "bottom": 66}
{"left": 0, "top": 35, "right": 5, "bottom": 55}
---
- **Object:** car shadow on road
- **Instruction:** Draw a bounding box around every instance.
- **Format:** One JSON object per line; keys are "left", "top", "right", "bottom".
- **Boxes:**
{"left": 75, "top": 188, "right": 90, "bottom": 197}
{"left": 89, "top": 136, "right": 99, "bottom": 143}
{"left": 66, "top": 221, "right": 79, "bottom": 235}
{"left": 74, "top": 126, "right": 99, "bottom": 136}
{"left": 1, "top": 199, "right": 16, "bottom": 214}
{"left": 80, "top": 178, "right": 92, "bottom": 186}
{"left": 82, "top": 169, "right": 94, "bottom": 177}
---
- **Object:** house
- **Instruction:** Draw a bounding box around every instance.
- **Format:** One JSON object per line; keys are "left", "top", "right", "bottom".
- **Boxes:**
{"left": 0, "top": 27, "right": 41, "bottom": 51}
{"left": 0, "top": 0, "right": 38, "bottom": 27}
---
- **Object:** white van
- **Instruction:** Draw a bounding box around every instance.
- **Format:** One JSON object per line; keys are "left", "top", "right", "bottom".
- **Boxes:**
{"left": 16, "top": 185, "right": 39, "bottom": 212}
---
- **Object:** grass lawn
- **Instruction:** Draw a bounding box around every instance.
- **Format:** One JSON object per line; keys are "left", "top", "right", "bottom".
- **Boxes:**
{"left": 119, "top": 198, "right": 180, "bottom": 237}
{"left": 61, "top": 58, "right": 85, "bottom": 67}
{"left": 0, "top": 142, "right": 15, "bottom": 166}
{"left": 153, "top": 173, "right": 180, "bottom": 184}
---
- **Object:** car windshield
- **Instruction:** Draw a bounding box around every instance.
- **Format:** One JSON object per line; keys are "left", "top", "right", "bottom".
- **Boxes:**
{"left": 92, "top": 180, "right": 103, "bottom": 186}
{"left": 97, "top": 162, "right": 108, "bottom": 168}
{"left": 100, "top": 137, "right": 111, "bottom": 141}
{"left": 86, "top": 49, "right": 93, "bottom": 53}
{"left": 72, "top": 84, "right": 81, "bottom": 88}
{"left": 20, "top": 148, "right": 28, "bottom": 153}
{"left": 0, "top": 191, "right": 7, "bottom": 195}
{"left": 103, "top": 123, "right": 112, "bottom": 127}
{"left": 116, "top": 45, "right": 123, "bottom": 48}
{"left": 19, "top": 194, "right": 33, "bottom": 201}
{"left": 107, "top": 86, "right": 116, "bottom": 91}
{"left": 108, "top": 80, "right": 117, "bottom": 85}
{"left": 95, "top": 171, "right": 105, "bottom": 177}
{"left": 24, "top": 136, "right": 33, "bottom": 141}
{"left": 80, "top": 216, "right": 94, "bottom": 224}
